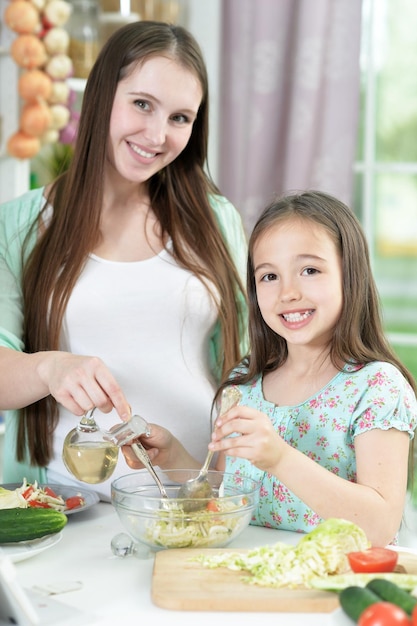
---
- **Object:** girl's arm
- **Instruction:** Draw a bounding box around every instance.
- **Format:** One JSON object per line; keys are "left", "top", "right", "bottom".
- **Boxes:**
{"left": 210, "top": 404, "right": 410, "bottom": 546}
{"left": 270, "top": 427, "right": 408, "bottom": 546}
{"left": 0, "top": 346, "right": 130, "bottom": 419}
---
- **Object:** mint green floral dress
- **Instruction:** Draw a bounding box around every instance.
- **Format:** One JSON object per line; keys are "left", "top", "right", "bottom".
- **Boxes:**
{"left": 225, "top": 362, "right": 417, "bottom": 534}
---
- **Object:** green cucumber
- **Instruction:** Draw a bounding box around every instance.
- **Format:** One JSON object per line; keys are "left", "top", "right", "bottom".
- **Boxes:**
{"left": 310, "top": 572, "right": 417, "bottom": 591}
{"left": 0, "top": 508, "right": 68, "bottom": 543}
{"left": 366, "top": 578, "right": 417, "bottom": 615}
{"left": 338, "top": 585, "right": 381, "bottom": 622}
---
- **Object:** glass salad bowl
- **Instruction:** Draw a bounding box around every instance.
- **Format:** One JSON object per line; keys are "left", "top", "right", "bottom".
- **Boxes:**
{"left": 111, "top": 469, "right": 260, "bottom": 551}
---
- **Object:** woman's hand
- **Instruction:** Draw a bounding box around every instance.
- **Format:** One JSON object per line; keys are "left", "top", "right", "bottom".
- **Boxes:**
{"left": 121, "top": 423, "right": 201, "bottom": 470}
{"left": 0, "top": 347, "right": 130, "bottom": 419}
{"left": 39, "top": 352, "right": 130, "bottom": 419}
{"left": 208, "top": 404, "right": 285, "bottom": 472}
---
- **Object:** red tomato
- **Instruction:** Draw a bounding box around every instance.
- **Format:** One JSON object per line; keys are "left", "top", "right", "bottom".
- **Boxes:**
{"left": 206, "top": 500, "right": 220, "bottom": 512}
{"left": 28, "top": 500, "right": 51, "bottom": 508}
{"left": 44, "top": 486, "right": 58, "bottom": 498}
{"left": 412, "top": 605, "right": 417, "bottom": 626}
{"left": 65, "top": 496, "right": 85, "bottom": 510}
{"left": 359, "top": 602, "right": 412, "bottom": 626}
{"left": 22, "top": 486, "right": 34, "bottom": 499}
{"left": 348, "top": 547, "right": 398, "bottom": 573}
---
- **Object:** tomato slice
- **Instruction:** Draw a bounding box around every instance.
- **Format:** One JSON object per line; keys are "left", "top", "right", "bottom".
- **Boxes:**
{"left": 65, "top": 496, "right": 85, "bottom": 510}
{"left": 206, "top": 500, "right": 220, "bottom": 512}
{"left": 348, "top": 547, "right": 398, "bottom": 573}
{"left": 44, "top": 486, "right": 59, "bottom": 498}
{"left": 22, "top": 485, "right": 34, "bottom": 499}
{"left": 358, "top": 602, "right": 412, "bottom": 626}
{"left": 28, "top": 500, "right": 51, "bottom": 508}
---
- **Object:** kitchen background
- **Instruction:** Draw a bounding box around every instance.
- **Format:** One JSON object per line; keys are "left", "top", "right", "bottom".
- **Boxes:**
{"left": 0, "top": 0, "right": 416, "bottom": 492}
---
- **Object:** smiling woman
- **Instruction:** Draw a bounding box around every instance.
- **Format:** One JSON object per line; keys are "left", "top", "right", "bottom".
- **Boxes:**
{"left": 0, "top": 21, "right": 248, "bottom": 501}
{"left": 106, "top": 55, "right": 203, "bottom": 208}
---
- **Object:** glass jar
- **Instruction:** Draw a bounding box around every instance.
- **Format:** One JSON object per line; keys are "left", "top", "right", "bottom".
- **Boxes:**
{"left": 68, "top": 0, "right": 100, "bottom": 79}
{"left": 99, "top": 11, "right": 140, "bottom": 48}
{"left": 62, "top": 409, "right": 151, "bottom": 484}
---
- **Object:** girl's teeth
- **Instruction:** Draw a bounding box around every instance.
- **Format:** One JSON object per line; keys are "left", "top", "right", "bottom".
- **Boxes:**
{"left": 283, "top": 311, "right": 312, "bottom": 322}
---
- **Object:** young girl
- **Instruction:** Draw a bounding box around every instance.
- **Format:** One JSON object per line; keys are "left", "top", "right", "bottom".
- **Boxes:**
{"left": 207, "top": 190, "right": 417, "bottom": 547}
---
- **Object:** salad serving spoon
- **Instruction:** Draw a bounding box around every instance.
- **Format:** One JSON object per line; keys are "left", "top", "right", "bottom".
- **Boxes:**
{"left": 177, "top": 386, "right": 242, "bottom": 511}
{"left": 131, "top": 442, "right": 169, "bottom": 500}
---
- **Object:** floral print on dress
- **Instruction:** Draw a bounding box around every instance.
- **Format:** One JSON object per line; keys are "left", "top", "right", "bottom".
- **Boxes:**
{"left": 224, "top": 361, "right": 417, "bottom": 535}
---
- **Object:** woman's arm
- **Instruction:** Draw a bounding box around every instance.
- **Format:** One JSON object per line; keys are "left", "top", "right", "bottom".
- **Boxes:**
{"left": 0, "top": 346, "right": 130, "bottom": 418}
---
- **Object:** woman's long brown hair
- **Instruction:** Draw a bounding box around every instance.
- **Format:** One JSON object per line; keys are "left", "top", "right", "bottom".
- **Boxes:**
{"left": 19, "top": 21, "right": 247, "bottom": 466}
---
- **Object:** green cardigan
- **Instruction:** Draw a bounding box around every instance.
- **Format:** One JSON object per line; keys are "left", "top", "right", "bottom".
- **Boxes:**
{"left": 0, "top": 187, "right": 248, "bottom": 483}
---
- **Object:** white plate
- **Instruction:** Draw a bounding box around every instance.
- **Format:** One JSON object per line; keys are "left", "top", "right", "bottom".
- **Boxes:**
{"left": 331, "top": 607, "right": 357, "bottom": 625}
{"left": 0, "top": 531, "right": 63, "bottom": 563}
{"left": 1, "top": 483, "right": 99, "bottom": 515}
{"left": 389, "top": 545, "right": 417, "bottom": 555}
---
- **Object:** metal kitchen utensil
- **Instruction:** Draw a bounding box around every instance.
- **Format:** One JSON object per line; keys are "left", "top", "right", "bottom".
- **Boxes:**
{"left": 176, "top": 387, "right": 242, "bottom": 511}
{"left": 130, "top": 442, "right": 170, "bottom": 500}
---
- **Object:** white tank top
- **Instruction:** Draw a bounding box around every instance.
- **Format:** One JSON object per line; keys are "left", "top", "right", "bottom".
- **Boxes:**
{"left": 47, "top": 247, "right": 219, "bottom": 500}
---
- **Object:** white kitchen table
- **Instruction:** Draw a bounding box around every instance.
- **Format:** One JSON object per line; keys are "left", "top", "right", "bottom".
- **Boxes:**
{"left": 6, "top": 499, "right": 417, "bottom": 625}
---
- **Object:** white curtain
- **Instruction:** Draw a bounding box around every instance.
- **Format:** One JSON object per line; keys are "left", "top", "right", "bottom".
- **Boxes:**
{"left": 218, "top": 0, "right": 363, "bottom": 231}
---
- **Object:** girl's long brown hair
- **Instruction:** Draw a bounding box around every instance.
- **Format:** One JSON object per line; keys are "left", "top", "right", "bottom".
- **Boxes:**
{"left": 218, "top": 190, "right": 416, "bottom": 481}
{"left": 222, "top": 190, "right": 416, "bottom": 391}
{"left": 19, "top": 21, "right": 247, "bottom": 466}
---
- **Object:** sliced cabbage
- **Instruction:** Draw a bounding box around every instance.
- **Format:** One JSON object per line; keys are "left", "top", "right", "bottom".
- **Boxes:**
{"left": 194, "top": 518, "right": 370, "bottom": 588}
{"left": 0, "top": 487, "right": 27, "bottom": 510}
{"left": 143, "top": 498, "right": 249, "bottom": 548}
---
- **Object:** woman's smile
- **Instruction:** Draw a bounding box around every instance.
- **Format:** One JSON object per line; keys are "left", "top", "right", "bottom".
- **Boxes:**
{"left": 107, "top": 56, "right": 202, "bottom": 185}
{"left": 127, "top": 142, "right": 158, "bottom": 159}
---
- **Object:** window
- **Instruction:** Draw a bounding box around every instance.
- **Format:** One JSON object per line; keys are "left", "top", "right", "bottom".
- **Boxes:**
{"left": 355, "top": 0, "right": 417, "bottom": 381}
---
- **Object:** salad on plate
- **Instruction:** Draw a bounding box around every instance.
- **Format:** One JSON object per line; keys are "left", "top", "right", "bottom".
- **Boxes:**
{"left": 0, "top": 479, "right": 85, "bottom": 512}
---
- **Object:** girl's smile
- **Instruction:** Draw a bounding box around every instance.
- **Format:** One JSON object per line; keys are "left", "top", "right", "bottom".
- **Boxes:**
{"left": 253, "top": 217, "right": 343, "bottom": 351}
{"left": 280, "top": 308, "right": 314, "bottom": 327}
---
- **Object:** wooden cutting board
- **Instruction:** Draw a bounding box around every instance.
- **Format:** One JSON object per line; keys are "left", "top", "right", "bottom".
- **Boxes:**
{"left": 151, "top": 548, "right": 417, "bottom": 612}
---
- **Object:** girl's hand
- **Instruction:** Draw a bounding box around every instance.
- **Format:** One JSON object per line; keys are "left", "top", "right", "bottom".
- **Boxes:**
{"left": 39, "top": 352, "right": 130, "bottom": 419}
{"left": 208, "top": 404, "right": 285, "bottom": 472}
{"left": 121, "top": 423, "right": 200, "bottom": 470}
